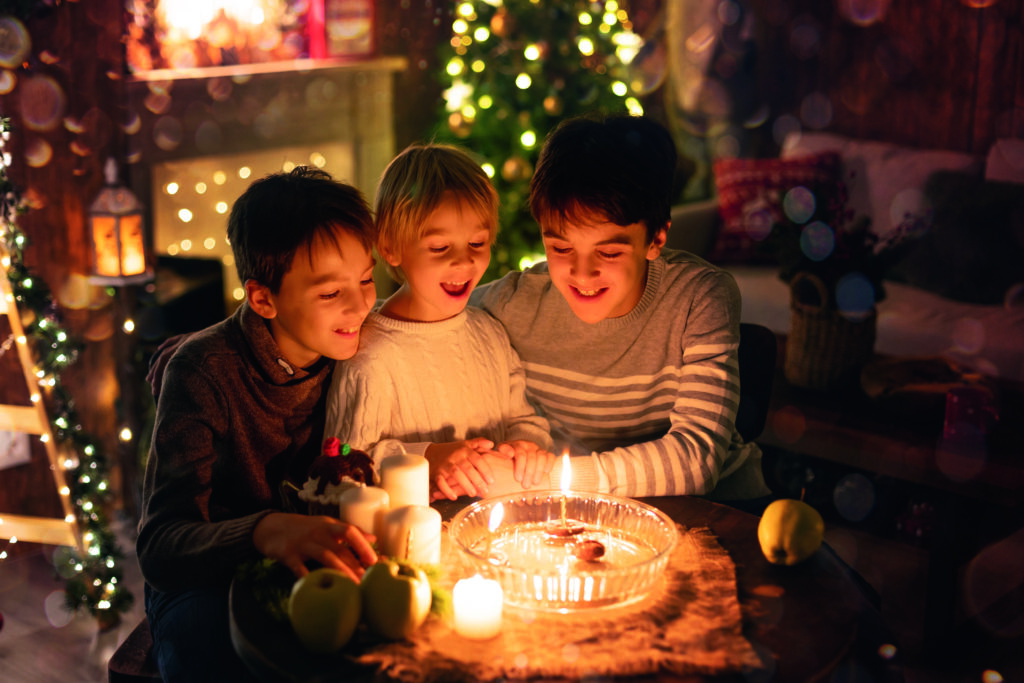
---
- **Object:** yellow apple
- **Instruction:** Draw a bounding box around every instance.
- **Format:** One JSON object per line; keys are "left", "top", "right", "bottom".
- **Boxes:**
{"left": 288, "top": 568, "right": 362, "bottom": 654}
{"left": 757, "top": 498, "right": 825, "bottom": 566}
{"left": 360, "top": 559, "right": 432, "bottom": 640}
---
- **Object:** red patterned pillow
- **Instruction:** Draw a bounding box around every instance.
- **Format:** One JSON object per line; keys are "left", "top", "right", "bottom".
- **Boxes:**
{"left": 710, "top": 152, "right": 843, "bottom": 264}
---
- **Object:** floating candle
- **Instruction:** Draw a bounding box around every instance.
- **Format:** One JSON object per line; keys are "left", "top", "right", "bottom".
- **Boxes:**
{"left": 380, "top": 505, "right": 442, "bottom": 565}
{"left": 546, "top": 452, "right": 583, "bottom": 539}
{"left": 337, "top": 485, "right": 389, "bottom": 537}
{"left": 453, "top": 575, "right": 503, "bottom": 639}
{"left": 380, "top": 453, "right": 429, "bottom": 509}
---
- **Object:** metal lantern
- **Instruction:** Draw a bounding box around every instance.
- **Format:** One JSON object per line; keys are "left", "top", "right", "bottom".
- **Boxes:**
{"left": 88, "top": 158, "right": 151, "bottom": 285}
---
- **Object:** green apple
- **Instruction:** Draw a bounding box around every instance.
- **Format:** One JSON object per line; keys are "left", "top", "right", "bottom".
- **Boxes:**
{"left": 288, "top": 568, "right": 362, "bottom": 654}
{"left": 360, "top": 559, "right": 432, "bottom": 640}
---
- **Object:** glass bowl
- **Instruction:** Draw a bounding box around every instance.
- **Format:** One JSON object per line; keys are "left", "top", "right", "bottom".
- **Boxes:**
{"left": 448, "top": 491, "right": 678, "bottom": 611}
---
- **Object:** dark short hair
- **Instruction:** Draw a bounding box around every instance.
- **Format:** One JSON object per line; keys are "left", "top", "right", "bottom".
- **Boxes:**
{"left": 227, "top": 166, "right": 375, "bottom": 293}
{"left": 529, "top": 113, "right": 677, "bottom": 243}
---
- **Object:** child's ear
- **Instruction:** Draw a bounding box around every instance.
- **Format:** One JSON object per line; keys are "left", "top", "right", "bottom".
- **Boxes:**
{"left": 646, "top": 223, "right": 669, "bottom": 260}
{"left": 246, "top": 280, "right": 277, "bottom": 319}
{"left": 378, "top": 241, "right": 401, "bottom": 267}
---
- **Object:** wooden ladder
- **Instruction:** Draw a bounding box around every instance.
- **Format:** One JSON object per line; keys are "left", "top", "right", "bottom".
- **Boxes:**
{"left": 0, "top": 242, "right": 82, "bottom": 550}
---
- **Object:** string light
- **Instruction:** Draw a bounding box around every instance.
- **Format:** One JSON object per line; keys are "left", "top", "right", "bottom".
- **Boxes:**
{"left": 1, "top": 115, "right": 134, "bottom": 624}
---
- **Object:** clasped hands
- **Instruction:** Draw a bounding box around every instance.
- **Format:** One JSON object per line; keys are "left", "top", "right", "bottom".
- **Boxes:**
{"left": 425, "top": 437, "right": 555, "bottom": 501}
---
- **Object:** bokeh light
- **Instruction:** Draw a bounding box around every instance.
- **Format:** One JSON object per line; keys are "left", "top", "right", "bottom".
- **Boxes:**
{"left": 771, "top": 405, "right": 806, "bottom": 444}
{"left": 800, "top": 91, "right": 833, "bottom": 129}
{"left": 833, "top": 472, "right": 876, "bottom": 522}
{"left": 783, "top": 186, "right": 816, "bottom": 225}
{"left": 44, "top": 590, "right": 74, "bottom": 628}
{"left": 772, "top": 114, "right": 801, "bottom": 147}
{"left": 0, "top": 17, "right": 30, "bottom": 68}
{"left": 799, "top": 221, "right": 835, "bottom": 261}
{"left": 838, "top": 0, "right": 891, "bottom": 26}
{"left": 835, "top": 272, "right": 875, "bottom": 317}
{"left": 24, "top": 137, "right": 53, "bottom": 167}
{"left": 964, "top": 533, "right": 1024, "bottom": 638}
{"left": 789, "top": 19, "right": 820, "bottom": 60}
{"left": 18, "top": 74, "right": 66, "bottom": 132}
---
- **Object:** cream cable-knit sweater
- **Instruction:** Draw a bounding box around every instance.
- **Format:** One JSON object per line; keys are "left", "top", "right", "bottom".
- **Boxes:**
{"left": 323, "top": 308, "right": 553, "bottom": 464}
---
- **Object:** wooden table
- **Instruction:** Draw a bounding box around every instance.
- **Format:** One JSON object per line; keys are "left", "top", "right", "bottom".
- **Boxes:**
{"left": 760, "top": 342, "right": 1024, "bottom": 653}
{"left": 230, "top": 495, "right": 891, "bottom": 683}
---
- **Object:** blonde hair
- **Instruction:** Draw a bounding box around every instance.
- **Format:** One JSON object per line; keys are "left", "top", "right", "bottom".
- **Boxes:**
{"left": 375, "top": 143, "right": 499, "bottom": 282}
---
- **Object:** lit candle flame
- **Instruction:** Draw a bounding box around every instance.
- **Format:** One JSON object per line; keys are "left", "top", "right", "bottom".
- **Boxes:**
{"left": 559, "top": 452, "right": 572, "bottom": 493}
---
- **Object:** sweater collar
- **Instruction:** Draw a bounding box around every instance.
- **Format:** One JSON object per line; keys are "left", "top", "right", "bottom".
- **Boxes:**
{"left": 366, "top": 309, "right": 468, "bottom": 334}
{"left": 237, "top": 303, "right": 328, "bottom": 383}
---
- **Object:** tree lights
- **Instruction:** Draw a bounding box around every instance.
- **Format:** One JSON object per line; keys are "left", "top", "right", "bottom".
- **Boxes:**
{"left": 433, "top": 0, "right": 644, "bottom": 280}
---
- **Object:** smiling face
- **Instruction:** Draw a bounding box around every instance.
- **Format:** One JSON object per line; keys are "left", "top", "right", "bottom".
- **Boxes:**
{"left": 542, "top": 213, "right": 667, "bottom": 324}
{"left": 249, "top": 226, "right": 377, "bottom": 367}
{"left": 381, "top": 197, "right": 492, "bottom": 322}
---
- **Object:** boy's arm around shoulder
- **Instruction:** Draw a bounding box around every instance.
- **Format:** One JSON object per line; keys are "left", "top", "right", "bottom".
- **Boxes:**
{"left": 137, "top": 349, "right": 271, "bottom": 592}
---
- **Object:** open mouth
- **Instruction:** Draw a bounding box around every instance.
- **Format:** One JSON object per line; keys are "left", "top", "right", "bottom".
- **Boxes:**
{"left": 334, "top": 326, "right": 360, "bottom": 337}
{"left": 571, "top": 285, "right": 606, "bottom": 299}
{"left": 441, "top": 281, "right": 471, "bottom": 298}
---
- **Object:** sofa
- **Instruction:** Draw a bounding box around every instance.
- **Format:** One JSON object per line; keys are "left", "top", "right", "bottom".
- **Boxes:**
{"left": 667, "top": 133, "right": 1024, "bottom": 383}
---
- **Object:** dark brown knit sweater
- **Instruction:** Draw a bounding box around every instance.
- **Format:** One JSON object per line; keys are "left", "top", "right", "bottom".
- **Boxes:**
{"left": 136, "top": 303, "right": 333, "bottom": 592}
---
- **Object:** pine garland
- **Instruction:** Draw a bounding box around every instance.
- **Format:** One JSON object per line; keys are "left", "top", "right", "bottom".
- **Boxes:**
{"left": 1, "top": 116, "right": 134, "bottom": 626}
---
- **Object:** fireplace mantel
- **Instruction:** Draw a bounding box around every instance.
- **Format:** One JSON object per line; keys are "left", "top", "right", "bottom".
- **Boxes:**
{"left": 126, "top": 55, "right": 408, "bottom": 310}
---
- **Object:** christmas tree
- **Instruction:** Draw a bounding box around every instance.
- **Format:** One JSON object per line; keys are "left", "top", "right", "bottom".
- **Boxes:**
{"left": 431, "top": 0, "right": 645, "bottom": 280}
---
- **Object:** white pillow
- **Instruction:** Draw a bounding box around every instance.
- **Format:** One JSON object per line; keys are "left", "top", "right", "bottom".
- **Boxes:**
{"left": 985, "top": 138, "right": 1024, "bottom": 184}
{"left": 781, "top": 132, "right": 983, "bottom": 236}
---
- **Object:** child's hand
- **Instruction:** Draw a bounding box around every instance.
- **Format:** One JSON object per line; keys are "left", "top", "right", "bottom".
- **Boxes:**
{"left": 453, "top": 453, "right": 551, "bottom": 498}
{"left": 497, "top": 440, "right": 555, "bottom": 487}
{"left": 425, "top": 437, "right": 498, "bottom": 501}
{"left": 253, "top": 512, "right": 377, "bottom": 583}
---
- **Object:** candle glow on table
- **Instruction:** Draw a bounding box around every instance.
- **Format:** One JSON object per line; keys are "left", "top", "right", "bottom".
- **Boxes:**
{"left": 380, "top": 505, "right": 442, "bottom": 564}
{"left": 380, "top": 452, "right": 429, "bottom": 509}
{"left": 453, "top": 574, "right": 503, "bottom": 639}
{"left": 337, "top": 485, "right": 389, "bottom": 537}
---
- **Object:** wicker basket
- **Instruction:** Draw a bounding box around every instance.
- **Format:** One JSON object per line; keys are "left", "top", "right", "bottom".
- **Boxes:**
{"left": 784, "top": 272, "right": 877, "bottom": 390}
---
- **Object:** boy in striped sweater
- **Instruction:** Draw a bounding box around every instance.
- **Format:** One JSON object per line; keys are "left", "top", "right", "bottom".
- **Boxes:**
{"left": 469, "top": 113, "right": 770, "bottom": 505}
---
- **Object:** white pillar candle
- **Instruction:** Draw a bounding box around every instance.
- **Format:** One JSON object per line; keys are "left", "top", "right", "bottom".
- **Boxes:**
{"left": 453, "top": 575, "right": 503, "bottom": 640}
{"left": 380, "top": 453, "right": 429, "bottom": 509}
{"left": 337, "top": 485, "right": 390, "bottom": 538}
{"left": 380, "top": 505, "right": 442, "bottom": 565}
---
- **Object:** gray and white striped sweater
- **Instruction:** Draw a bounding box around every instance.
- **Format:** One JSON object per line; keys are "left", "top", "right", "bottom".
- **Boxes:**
{"left": 473, "top": 250, "right": 768, "bottom": 500}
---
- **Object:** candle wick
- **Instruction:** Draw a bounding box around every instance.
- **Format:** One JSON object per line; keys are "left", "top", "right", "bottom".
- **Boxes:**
{"left": 404, "top": 528, "right": 412, "bottom": 561}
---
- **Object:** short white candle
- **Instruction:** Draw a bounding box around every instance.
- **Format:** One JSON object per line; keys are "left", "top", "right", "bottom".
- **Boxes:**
{"left": 380, "top": 505, "right": 442, "bottom": 565}
{"left": 453, "top": 575, "right": 503, "bottom": 640}
{"left": 380, "top": 453, "right": 429, "bottom": 509}
{"left": 337, "top": 485, "right": 389, "bottom": 537}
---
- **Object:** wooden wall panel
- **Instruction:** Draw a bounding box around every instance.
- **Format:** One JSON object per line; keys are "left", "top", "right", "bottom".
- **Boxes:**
{"left": 0, "top": 0, "right": 124, "bottom": 520}
{"left": 976, "top": 0, "right": 1024, "bottom": 143}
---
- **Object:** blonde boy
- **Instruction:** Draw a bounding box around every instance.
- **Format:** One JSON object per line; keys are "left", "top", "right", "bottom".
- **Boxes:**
{"left": 324, "top": 144, "right": 554, "bottom": 499}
